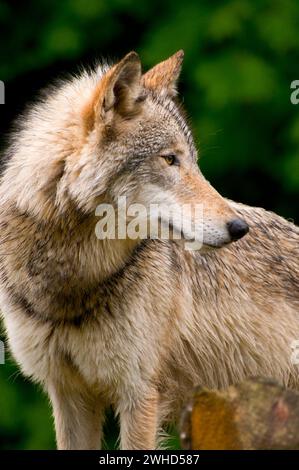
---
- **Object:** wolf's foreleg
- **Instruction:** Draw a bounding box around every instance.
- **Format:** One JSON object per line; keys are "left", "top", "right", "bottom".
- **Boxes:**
{"left": 119, "top": 389, "right": 159, "bottom": 450}
{"left": 48, "top": 379, "right": 105, "bottom": 450}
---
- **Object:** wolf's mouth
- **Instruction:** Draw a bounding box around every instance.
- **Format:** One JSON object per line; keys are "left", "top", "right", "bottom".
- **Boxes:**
{"left": 203, "top": 241, "right": 230, "bottom": 249}
{"left": 203, "top": 243, "right": 221, "bottom": 249}
{"left": 158, "top": 219, "right": 229, "bottom": 250}
{"left": 162, "top": 220, "right": 204, "bottom": 249}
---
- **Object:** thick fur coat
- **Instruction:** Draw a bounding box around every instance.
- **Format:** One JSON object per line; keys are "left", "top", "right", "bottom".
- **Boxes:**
{"left": 0, "top": 51, "right": 298, "bottom": 449}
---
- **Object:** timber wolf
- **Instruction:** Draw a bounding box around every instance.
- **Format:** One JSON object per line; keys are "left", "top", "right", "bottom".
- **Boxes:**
{"left": 0, "top": 51, "right": 298, "bottom": 449}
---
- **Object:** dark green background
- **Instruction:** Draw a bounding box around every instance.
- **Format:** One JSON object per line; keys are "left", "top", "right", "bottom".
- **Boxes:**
{"left": 0, "top": 0, "right": 299, "bottom": 449}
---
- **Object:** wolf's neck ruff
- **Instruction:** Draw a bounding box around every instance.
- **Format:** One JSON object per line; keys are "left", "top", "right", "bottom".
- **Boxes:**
{"left": 0, "top": 205, "right": 144, "bottom": 324}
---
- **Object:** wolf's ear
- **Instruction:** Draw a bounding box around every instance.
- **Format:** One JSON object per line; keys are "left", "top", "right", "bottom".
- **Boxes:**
{"left": 83, "top": 52, "right": 142, "bottom": 132}
{"left": 142, "top": 50, "right": 184, "bottom": 98}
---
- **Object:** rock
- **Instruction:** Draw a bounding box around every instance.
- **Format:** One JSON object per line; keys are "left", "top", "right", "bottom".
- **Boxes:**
{"left": 180, "top": 377, "right": 299, "bottom": 450}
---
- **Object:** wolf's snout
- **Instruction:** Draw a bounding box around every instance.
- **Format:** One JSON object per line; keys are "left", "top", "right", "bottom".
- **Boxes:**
{"left": 227, "top": 218, "right": 249, "bottom": 241}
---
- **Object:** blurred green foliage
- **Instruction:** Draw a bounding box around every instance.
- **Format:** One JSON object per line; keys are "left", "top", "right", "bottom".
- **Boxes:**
{"left": 1, "top": 0, "right": 299, "bottom": 449}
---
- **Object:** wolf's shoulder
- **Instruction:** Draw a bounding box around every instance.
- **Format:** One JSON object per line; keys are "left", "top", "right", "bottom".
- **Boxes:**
{"left": 229, "top": 199, "right": 299, "bottom": 237}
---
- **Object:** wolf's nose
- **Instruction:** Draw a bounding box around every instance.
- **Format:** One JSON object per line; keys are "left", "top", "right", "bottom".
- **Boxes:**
{"left": 227, "top": 218, "right": 249, "bottom": 241}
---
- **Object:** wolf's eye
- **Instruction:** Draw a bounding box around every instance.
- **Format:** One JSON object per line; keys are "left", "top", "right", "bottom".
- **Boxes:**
{"left": 163, "top": 154, "right": 177, "bottom": 166}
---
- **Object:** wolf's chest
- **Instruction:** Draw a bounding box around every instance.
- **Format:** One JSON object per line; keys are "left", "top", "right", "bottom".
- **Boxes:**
{"left": 50, "top": 305, "right": 161, "bottom": 396}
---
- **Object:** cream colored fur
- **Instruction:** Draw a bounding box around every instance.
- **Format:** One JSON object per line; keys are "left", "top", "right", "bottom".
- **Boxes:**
{"left": 0, "top": 51, "right": 298, "bottom": 449}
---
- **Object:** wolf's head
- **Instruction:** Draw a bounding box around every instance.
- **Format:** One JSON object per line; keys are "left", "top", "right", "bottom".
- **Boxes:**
{"left": 79, "top": 51, "right": 249, "bottom": 249}
{"left": 3, "top": 51, "right": 248, "bottom": 251}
